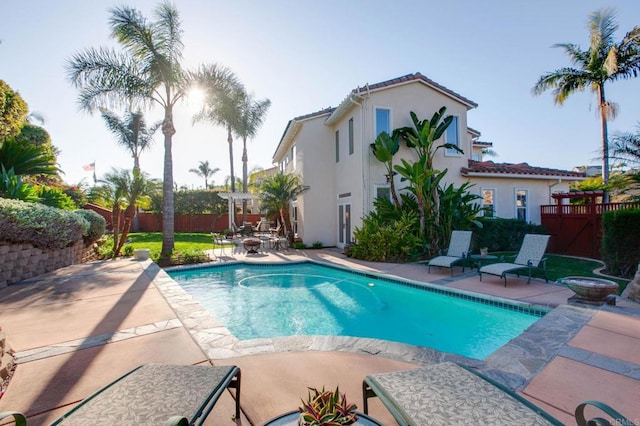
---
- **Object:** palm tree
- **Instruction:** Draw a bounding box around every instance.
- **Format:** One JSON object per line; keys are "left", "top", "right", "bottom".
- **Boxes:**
{"left": 0, "top": 137, "right": 59, "bottom": 177}
{"left": 191, "top": 64, "right": 242, "bottom": 193}
{"left": 94, "top": 168, "right": 159, "bottom": 258}
{"left": 189, "top": 160, "right": 219, "bottom": 188}
{"left": 611, "top": 123, "right": 640, "bottom": 165}
{"left": 258, "top": 173, "right": 309, "bottom": 237}
{"left": 235, "top": 91, "right": 271, "bottom": 223}
{"left": 100, "top": 109, "right": 161, "bottom": 172}
{"left": 67, "top": 2, "right": 189, "bottom": 260}
{"left": 532, "top": 8, "right": 640, "bottom": 196}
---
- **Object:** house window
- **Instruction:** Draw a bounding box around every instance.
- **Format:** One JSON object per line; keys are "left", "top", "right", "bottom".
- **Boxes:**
{"left": 375, "top": 185, "right": 391, "bottom": 202}
{"left": 516, "top": 189, "right": 528, "bottom": 221}
{"left": 335, "top": 130, "right": 340, "bottom": 163}
{"left": 348, "top": 118, "right": 354, "bottom": 155}
{"left": 481, "top": 188, "right": 495, "bottom": 217}
{"left": 445, "top": 116, "right": 460, "bottom": 155}
{"left": 291, "top": 145, "right": 296, "bottom": 169}
{"left": 292, "top": 204, "right": 298, "bottom": 234}
{"left": 375, "top": 108, "right": 390, "bottom": 137}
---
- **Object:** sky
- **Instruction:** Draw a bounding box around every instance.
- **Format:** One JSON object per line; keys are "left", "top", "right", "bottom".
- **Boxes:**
{"left": 1, "top": 0, "right": 640, "bottom": 189}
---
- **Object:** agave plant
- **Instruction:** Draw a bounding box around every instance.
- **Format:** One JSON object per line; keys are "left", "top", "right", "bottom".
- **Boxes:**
{"left": 298, "top": 386, "right": 358, "bottom": 426}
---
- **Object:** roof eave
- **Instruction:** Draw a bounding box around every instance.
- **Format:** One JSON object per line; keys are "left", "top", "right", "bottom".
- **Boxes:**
{"left": 325, "top": 93, "right": 364, "bottom": 126}
{"left": 272, "top": 120, "right": 303, "bottom": 162}
{"left": 460, "top": 172, "right": 585, "bottom": 181}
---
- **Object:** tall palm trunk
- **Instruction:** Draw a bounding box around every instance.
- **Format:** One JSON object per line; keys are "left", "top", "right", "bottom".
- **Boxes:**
{"left": 227, "top": 125, "right": 237, "bottom": 226}
{"left": 114, "top": 204, "right": 136, "bottom": 258}
{"left": 599, "top": 85, "right": 611, "bottom": 203}
{"left": 111, "top": 204, "right": 121, "bottom": 254}
{"left": 161, "top": 105, "right": 176, "bottom": 259}
{"left": 241, "top": 136, "right": 248, "bottom": 224}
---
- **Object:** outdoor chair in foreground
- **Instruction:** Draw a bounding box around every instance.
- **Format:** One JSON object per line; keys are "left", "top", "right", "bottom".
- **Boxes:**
{"left": 362, "top": 362, "right": 634, "bottom": 426}
{"left": 479, "top": 233, "right": 550, "bottom": 286}
{"left": 427, "top": 230, "right": 473, "bottom": 276}
{"left": 1, "top": 364, "right": 241, "bottom": 425}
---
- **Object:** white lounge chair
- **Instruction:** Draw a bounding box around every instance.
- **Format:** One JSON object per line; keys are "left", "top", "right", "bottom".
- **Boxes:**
{"left": 479, "top": 234, "right": 550, "bottom": 286}
{"left": 427, "top": 230, "right": 473, "bottom": 276}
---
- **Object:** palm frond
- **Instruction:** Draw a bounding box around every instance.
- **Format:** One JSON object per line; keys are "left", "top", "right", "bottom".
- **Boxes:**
{"left": 66, "top": 47, "right": 153, "bottom": 111}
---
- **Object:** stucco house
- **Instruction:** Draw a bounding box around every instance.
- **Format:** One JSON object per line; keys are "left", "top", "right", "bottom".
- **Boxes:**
{"left": 272, "top": 72, "right": 585, "bottom": 248}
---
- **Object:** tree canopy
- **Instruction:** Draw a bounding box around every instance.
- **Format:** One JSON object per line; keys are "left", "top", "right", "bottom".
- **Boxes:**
{"left": 0, "top": 80, "right": 28, "bottom": 142}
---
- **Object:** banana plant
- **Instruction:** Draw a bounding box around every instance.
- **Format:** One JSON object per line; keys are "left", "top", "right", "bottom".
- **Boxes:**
{"left": 394, "top": 156, "right": 447, "bottom": 246}
{"left": 370, "top": 130, "right": 401, "bottom": 208}
{"left": 395, "top": 107, "right": 462, "bottom": 168}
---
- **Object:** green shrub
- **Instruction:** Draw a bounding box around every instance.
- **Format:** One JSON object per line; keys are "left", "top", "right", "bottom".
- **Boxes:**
{"left": 474, "top": 218, "right": 546, "bottom": 252}
{"left": 311, "top": 241, "right": 323, "bottom": 249}
{"left": 167, "top": 248, "right": 208, "bottom": 265}
{"left": 37, "top": 186, "right": 77, "bottom": 210}
{"left": 74, "top": 209, "right": 106, "bottom": 244}
{"left": 292, "top": 241, "right": 307, "bottom": 249}
{"left": 602, "top": 209, "right": 640, "bottom": 278}
{"left": 95, "top": 237, "right": 111, "bottom": 259}
{"left": 0, "top": 197, "right": 88, "bottom": 249}
{"left": 123, "top": 245, "right": 134, "bottom": 256}
{"left": 350, "top": 211, "right": 423, "bottom": 262}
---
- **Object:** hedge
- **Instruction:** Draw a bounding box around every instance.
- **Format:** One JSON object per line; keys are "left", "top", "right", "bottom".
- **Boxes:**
{"left": 602, "top": 209, "right": 640, "bottom": 278}
{"left": 74, "top": 209, "right": 106, "bottom": 244}
{"left": 0, "top": 197, "right": 88, "bottom": 249}
{"left": 474, "top": 218, "right": 546, "bottom": 252}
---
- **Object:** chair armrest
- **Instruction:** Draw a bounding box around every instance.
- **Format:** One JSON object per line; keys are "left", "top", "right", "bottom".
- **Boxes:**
{"left": 575, "top": 400, "right": 636, "bottom": 426}
{"left": 164, "top": 416, "right": 189, "bottom": 426}
{"left": 0, "top": 412, "right": 27, "bottom": 426}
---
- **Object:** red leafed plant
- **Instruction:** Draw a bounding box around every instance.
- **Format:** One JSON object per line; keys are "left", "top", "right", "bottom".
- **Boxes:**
{"left": 298, "top": 386, "right": 358, "bottom": 426}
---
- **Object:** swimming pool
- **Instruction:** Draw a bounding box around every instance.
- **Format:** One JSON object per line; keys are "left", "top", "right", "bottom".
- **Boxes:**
{"left": 168, "top": 262, "right": 546, "bottom": 360}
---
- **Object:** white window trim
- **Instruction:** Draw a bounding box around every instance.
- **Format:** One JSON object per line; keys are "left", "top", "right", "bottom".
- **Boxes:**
{"left": 373, "top": 184, "right": 392, "bottom": 204}
{"left": 480, "top": 187, "right": 497, "bottom": 217}
{"left": 515, "top": 188, "right": 529, "bottom": 221}
{"left": 348, "top": 117, "right": 354, "bottom": 155}
{"left": 444, "top": 115, "right": 462, "bottom": 157}
{"left": 374, "top": 106, "right": 392, "bottom": 137}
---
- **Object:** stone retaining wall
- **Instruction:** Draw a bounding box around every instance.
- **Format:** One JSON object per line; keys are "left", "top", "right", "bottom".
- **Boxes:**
{"left": 0, "top": 325, "right": 14, "bottom": 394}
{"left": 0, "top": 241, "right": 97, "bottom": 288}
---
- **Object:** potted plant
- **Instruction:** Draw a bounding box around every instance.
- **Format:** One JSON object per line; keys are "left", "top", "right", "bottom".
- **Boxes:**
{"left": 298, "top": 386, "right": 358, "bottom": 426}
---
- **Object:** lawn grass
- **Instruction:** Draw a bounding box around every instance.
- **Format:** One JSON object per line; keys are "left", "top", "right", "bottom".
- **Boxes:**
{"left": 489, "top": 252, "right": 629, "bottom": 293}
{"left": 126, "top": 232, "right": 218, "bottom": 252}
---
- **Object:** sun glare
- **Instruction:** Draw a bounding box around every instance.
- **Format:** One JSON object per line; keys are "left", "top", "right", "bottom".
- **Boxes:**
{"left": 186, "top": 87, "right": 206, "bottom": 112}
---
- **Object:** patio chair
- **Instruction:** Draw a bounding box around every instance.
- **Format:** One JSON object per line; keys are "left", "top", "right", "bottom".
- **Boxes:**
{"left": 362, "top": 362, "right": 562, "bottom": 425}
{"left": 362, "top": 363, "right": 634, "bottom": 426}
{"left": 0, "top": 364, "right": 241, "bottom": 425}
{"left": 427, "top": 230, "right": 473, "bottom": 276}
{"left": 479, "top": 233, "right": 550, "bottom": 286}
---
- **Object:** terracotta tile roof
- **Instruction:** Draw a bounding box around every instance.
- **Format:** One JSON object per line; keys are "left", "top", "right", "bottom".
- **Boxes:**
{"left": 461, "top": 160, "right": 586, "bottom": 178}
{"left": 353, "top": 72, "right": 478, "bottom": 109}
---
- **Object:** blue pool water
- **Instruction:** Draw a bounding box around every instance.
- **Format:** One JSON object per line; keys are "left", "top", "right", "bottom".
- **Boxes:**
{"left": 168, "top": 262, "right": 545, "bottom": 360}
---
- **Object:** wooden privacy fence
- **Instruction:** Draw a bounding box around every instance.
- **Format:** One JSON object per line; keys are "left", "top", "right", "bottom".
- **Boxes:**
{"left": 134, "top": 213, "right": 264, "bottom": 233}
{"left": 541, "top": 193, "right": 640, "bottom": 259}
{"left": 83, "top": 204, "right": 265, "bottom": 233}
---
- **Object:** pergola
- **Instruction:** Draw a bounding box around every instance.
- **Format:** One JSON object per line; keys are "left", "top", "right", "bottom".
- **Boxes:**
{"left": 216, "top": 192, "right": 259, "bottom": 229}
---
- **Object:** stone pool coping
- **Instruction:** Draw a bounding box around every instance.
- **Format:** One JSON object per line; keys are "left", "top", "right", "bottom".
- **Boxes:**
{"left": 155, "top": 260, "right": 597, "bottom": 392}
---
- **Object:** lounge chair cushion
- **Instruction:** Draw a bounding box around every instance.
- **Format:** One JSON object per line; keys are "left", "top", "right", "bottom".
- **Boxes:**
{"left": 427, "top": 230, "right": 472, "bottom": 274}
{"left": 479, "top": 262, "right": 528, "bottom": 277}
{"left": 427, "top": 255, "right": 465, "bottom": 268}
{"left": 364, "top": 363, "right": 559, "bottom": 425}
{"left": 51, "top": 364, "right": 240, "bottom": 425}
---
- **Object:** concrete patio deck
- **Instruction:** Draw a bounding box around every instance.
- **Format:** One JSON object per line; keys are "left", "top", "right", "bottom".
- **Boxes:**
{"left": 0, "top": 247, "right": 639, "bottom": 425}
